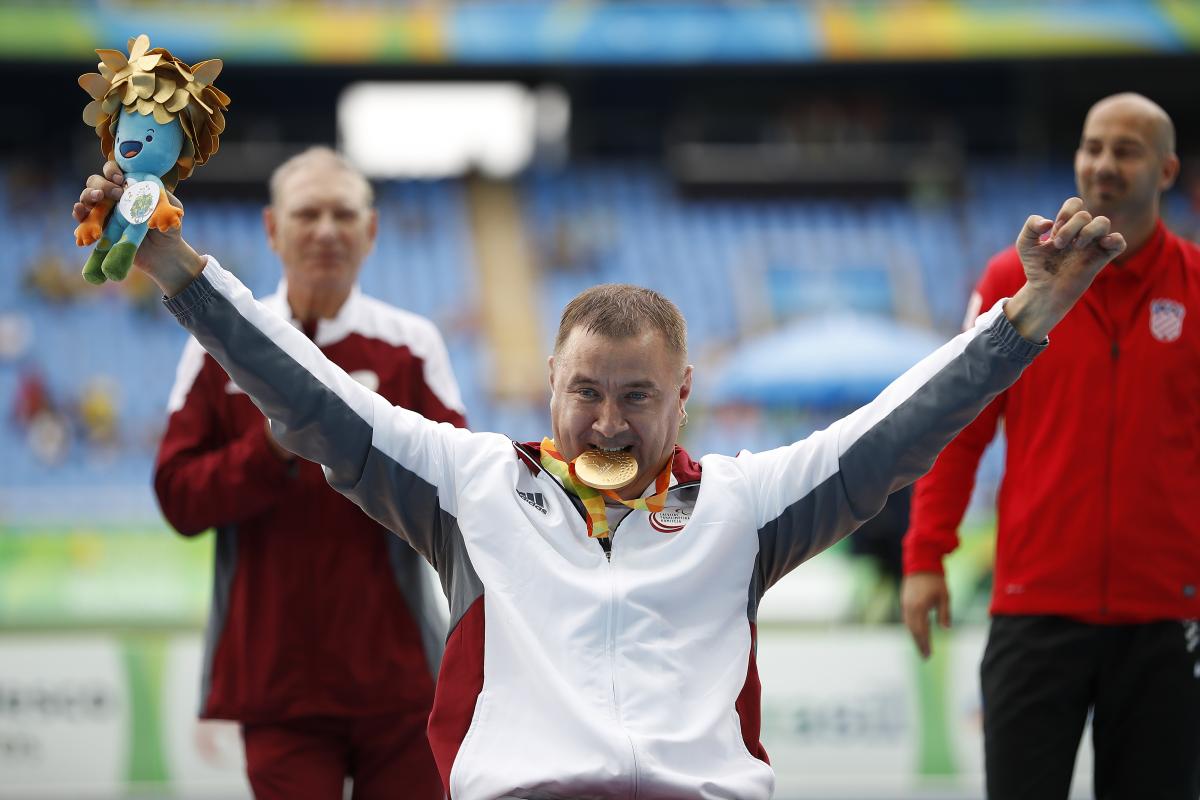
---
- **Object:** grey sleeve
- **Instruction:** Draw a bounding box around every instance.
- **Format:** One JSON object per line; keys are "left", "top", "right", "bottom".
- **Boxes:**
{"left": 745, "top": 301, "right": 1044, "bottom": 595}
{"left": 163, "top": 261, "right": 467, "bottom": 561}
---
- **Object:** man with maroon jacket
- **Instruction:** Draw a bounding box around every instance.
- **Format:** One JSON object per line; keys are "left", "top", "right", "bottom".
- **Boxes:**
{"left": 902, "top": 94, "right": 1200, "bottom": 800}
{"left": 154, "top": 147, "right": 465, "bottom": 799}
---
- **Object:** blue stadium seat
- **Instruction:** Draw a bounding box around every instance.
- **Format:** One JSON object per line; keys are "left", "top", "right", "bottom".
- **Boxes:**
{"left": 3, "top": 163, "right": 1198, "bottom": 518}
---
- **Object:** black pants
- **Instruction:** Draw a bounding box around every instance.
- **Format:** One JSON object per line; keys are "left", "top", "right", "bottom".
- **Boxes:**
{"left": 981, "top": 615, "right": 1200, "bottom": 800}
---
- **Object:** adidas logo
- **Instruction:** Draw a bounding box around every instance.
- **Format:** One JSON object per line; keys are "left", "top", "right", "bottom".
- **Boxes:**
{"left": 517, "top": 490, "right": 548, "bottom": 514}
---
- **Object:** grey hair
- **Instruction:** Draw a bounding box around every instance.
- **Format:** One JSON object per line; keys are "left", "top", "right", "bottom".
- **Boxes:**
{"left": 268, "top": 146, "right": 374, "bottom": 207}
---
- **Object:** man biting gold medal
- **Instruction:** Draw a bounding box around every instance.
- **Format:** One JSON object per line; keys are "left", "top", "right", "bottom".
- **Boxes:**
{"left": 73, "top": 160, "right": 1121, "bottom": 799}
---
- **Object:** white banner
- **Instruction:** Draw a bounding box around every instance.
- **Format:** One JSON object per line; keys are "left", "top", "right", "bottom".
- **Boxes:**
{"left": 0, "top": 636, "right": 126, "bottom": 798}
{"left": 0, "top": 628, "right": 1101, "bottom": 798}
{"left": 760, "top": 625, "right": 1094, "bottom": 799}
{"left": 758, "top": 628, "right": 919, "bottom": 796}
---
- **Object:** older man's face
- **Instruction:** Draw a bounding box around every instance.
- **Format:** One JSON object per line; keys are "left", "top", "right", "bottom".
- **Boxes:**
{"left": 549, "top": 326, "right": 692, "bottom": 500}
{"left": 265, "top": 165, "right": 377, "bottom": 298}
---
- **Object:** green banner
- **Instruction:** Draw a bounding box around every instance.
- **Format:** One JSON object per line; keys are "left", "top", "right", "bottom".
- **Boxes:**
{"left": 0, "top": 526, "right": 213, "bottom": 629}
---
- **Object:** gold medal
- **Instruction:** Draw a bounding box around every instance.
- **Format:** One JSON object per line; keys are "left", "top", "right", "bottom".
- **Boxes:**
{"left": 573, "top": 449, "right": 639, "bottom": 491}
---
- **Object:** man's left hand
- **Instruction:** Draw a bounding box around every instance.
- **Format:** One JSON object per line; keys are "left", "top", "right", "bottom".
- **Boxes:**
{"left": 1004, "top": 196, "right": 1126, "bottom": 342}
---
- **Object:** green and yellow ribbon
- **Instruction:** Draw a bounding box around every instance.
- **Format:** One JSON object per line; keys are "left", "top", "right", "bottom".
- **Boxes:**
{"left": 539, "top": 437, "right": 671, "bottom": 538}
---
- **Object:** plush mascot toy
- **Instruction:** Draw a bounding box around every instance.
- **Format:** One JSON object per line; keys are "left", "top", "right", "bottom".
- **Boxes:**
{"left": 73, "top": 34, "right": 229, "bottom": 284}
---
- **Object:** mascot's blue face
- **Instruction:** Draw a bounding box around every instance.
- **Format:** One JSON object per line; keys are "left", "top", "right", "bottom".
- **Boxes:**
{"left": 114, "top": 108, "right": 183, "bottom": 176}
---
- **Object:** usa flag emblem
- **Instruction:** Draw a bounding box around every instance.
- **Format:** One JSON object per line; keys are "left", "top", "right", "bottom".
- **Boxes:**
{"left": 1149, "top": 299, "right": 1186, "bottom": 343}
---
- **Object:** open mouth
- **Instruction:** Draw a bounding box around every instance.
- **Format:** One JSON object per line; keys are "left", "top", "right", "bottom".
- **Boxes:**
{"left": 588, "top": 444, "right": 633, "bottom": 452}
{"left": 119, "top": 141, "right": 143, "bottom": 158}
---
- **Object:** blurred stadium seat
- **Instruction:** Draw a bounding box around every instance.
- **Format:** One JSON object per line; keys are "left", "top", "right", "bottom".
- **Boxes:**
{"left": 5, "top": 162, "right": 1195, "bottom": 515}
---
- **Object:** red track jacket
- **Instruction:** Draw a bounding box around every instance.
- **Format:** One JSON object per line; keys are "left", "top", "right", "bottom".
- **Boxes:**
{"left": 904, "top": 222, "right": 1200, "bottom": 622}
{"left": 155, "top": 285, "right": 467, "bottom": 721}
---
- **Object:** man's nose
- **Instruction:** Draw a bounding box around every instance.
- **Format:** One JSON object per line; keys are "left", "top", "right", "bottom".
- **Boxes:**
{"left": 313, "top": 213, "right": 338, "bottom": 238}
{"left": 1093, "top": 149, "right": 1118, "bottom": 175}
{"left": 592, "top": 399, "right": 628, "bottom": 438}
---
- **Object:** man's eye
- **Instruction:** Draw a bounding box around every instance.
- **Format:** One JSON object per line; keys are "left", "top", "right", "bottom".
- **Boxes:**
{"left": 627, "top": 392, "right": 648, "bottom": 402}
{"left": 577, "top": 388, "right": 599, "bottom": 400}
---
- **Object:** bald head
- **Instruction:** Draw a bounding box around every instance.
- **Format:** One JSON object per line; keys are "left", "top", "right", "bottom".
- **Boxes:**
{"left": 1085, "top": 93, "right": 1175, "bottom": 158}
{"left": 1075, "top": 92, "right": 1180, "bottom": 248}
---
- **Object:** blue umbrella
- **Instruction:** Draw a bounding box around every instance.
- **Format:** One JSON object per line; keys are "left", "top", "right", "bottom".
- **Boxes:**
{"left": 708, "top": 312, "right": 948, "bottom": 409}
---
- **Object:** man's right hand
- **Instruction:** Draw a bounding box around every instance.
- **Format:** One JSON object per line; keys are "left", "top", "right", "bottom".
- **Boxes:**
{"left": 73, "top": 161, "right": 207, "bottom": 297}
{"left": 900, "top": 572, "right": 951, "bottom": 659}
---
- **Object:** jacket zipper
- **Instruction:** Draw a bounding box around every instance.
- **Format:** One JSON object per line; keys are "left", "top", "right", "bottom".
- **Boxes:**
{"left": 604, "top": 487, "right": 696, "bottom": 797}
{"left": 604, "top": 545, "right": 639, "bottom": 799}
{"left": 526, "top": 455, "right": 698, "bottom": 797}
{"left": 1101, "top": 339, "right": 1118, "bottom": 615}
{"left": 525, "top": 444, "right": 640, "bottom": 795}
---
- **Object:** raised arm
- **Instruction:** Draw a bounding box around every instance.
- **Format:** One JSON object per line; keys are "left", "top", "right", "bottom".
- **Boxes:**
{"left": 163, "top": 263, "right": 475, "bottom": 556}
{"left": 742, "top": 199, "right": 1124, "bottom": 592}
{"left": 75, "top": 164, "right": 472, "bottom": 560}
{"left": 153, "top": 340, "right": 299, "bottom": 535}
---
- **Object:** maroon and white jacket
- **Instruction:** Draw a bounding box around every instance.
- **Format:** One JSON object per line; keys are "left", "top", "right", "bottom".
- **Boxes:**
{"left": 154, "top": 281, "right": 467, "bottom": 722}
{"left": 166, "top": 259, "right": 1042, "bottom": 798}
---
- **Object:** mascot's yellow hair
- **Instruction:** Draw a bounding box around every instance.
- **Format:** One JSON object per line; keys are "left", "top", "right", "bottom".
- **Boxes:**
{"left": 79, "top": 34, "right": 230, "bottom": 189}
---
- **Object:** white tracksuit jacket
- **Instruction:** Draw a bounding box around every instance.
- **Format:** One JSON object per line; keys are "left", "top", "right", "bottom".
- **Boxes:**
{"left": 166, "top": 259, "right": 1043, "bottom": 799}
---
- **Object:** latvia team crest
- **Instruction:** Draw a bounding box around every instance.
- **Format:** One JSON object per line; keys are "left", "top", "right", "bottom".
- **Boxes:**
{"left": 649, "top": 507, "right": 691, "bottom": 534}
{"left": 1149, "top": 299, "right": 1186, "bottom": 343}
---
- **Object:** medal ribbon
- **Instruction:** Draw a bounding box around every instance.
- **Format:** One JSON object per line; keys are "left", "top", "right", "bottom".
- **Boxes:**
{"left": 539, "top": 437, "right": 671, "bottom": 539}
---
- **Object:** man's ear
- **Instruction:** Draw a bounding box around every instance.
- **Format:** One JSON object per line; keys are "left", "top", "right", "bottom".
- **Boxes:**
{"left": 676, "top": 364, "right": 696, "bottom": 417}
{"left": 1160, "top": 153, "right": 1181, "bottom": 192}
{"left": 367, "top": 208, "right": 379, "bottom": 247}
{"left": 262, "top": 206, "right": 278, "bottom": 253}
{"left": 547, "top": 354, "right": 556, "bottom": 395}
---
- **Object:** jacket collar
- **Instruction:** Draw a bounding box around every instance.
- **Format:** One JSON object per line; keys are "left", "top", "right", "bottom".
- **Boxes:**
{"left": 1100, "top": 219, "right": 1167, "bottom": 284}
{"left": 264, "top": 278, "right": 364, "bottom": 346}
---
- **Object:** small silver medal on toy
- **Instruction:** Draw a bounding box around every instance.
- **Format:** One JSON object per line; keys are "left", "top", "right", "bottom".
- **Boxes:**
{"left": 117, "top": 180, "right": 160, "bottom": 225}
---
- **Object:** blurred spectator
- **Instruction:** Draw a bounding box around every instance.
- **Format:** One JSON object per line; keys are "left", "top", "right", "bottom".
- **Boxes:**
{"left": 13, "top": 367, "right": 51, "bottom": 427}
{"left": 23, "top": 251, "right": 84, "bottom": 304}
{"left": 121, "top": 269, "right": 167, "bottom": 316}
{"left": 13, "top": 365, "right": 71, "bottom": 465}
{"left": 28, "top": 410, "right": 69, "bottom": 466}
{"left": 0, "top": 313, "right": 32, "bottom": 361}
{"left": 77, "top": 376, "right": 120, "bottom": 448}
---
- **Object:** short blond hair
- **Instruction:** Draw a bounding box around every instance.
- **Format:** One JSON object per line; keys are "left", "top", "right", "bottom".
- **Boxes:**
{"left": 555, "top": 283, "right": 687, "bottom": 369}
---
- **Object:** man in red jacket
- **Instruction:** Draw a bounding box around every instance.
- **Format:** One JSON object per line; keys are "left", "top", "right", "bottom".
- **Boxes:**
{"left": 902, "top": 93, "right": 1200, "bottom": 800}
{"left": 153, "top": 147, "right": 466, "bottom": 799}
